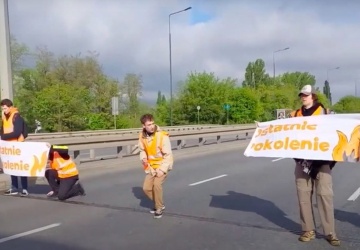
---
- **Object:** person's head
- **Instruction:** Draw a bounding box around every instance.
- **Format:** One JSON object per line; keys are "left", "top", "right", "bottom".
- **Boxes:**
{"left": 0, "top": 99, "right": 13, "bottom": 115}
{"left": 140, "top": 114, "right": 156, "bottom": 134}
{"left": 298, "top": 85, "right": 318, "bottom": 108}
{"left": 49, "top": 145, "right": 70, "bottom": 161}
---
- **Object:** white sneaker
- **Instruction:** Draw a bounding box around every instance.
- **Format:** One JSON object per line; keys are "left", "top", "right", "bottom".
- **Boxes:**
{"left": 20, "top": 189, "right": 29, "bottom": 197}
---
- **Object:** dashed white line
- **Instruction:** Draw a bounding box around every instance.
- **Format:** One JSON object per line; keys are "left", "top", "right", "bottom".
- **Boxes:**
{"left": 272, "top": 158, "right": 284, "bottom": 162}
{"left": 189, "top": 174, "right": 227, "bottom": 186}
{"left": 0, "top": 223, "right": 61, "bottom": 244}
{"left": 348, "top": 187, "right": 360, "bottom": 201}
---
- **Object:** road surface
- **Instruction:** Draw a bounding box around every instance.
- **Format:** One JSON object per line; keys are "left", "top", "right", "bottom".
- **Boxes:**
{"left": 0, "top": 142, "right": 359, "bottom": 249}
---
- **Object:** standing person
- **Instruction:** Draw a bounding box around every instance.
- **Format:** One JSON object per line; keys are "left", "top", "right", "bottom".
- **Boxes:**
{"left": 289, "top": 85, "right": 340, "bottom": 246}
{"left": 45, "top": 145, "right": 86, "bottom": 201}
{"left": 138, "top": 114, "right": 173, "bottom": 219}
{"left": 1, "top": 98, "right": 29, "bottom": 196}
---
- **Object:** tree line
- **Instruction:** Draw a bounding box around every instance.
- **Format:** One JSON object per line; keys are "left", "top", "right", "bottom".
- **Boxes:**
{"left": 2, "top": 37, "right": 359, "bottom": 132}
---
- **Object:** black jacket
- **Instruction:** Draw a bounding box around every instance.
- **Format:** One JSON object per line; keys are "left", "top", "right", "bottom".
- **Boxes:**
{"left": 1, "top": 112, "right": 25, "bottom": 141}
{"left": 293, "top": 102, "right": 336, "bottom": 177}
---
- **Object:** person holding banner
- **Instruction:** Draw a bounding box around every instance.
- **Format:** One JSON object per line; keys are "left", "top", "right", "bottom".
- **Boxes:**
{"left": 289, "top": 85, "right": 340, "bottom": 246}
{"left": 1, "top": 99, "right": 29, "bottom": 197}
{"left": 45, "top": 145, "right": 85, "bottom": 201}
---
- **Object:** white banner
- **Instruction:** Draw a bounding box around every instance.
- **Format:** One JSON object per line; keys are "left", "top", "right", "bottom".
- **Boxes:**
{"left": 244, "top": 114, "right": 360, "bottom": 162}
{"left": 0, "top": 140, "right": 50, "bottom": 177}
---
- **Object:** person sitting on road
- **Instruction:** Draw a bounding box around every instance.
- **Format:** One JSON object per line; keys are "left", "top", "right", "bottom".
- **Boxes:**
{"left": 45, "top": 145, "right": 85, "bottom": 201}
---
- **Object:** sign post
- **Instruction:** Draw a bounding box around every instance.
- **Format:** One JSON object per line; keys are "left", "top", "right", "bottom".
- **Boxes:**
{"left": 224, "top": 104, "right": 231, "bottom": 124}
{"left": 111, "top": 96, "right": 119, "bottom": 129}
{"left": 197, "top": 106, "right": 201, "bottom": 124}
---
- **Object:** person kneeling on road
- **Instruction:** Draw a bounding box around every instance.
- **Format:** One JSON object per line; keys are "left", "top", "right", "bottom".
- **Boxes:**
{"left": 45, "top": 145, "right": 85, "bottom": 201}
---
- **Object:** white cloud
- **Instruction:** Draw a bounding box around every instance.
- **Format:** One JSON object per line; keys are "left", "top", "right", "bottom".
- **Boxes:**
{"left": 7, "top": 0, "right": 360, "bottom": 105}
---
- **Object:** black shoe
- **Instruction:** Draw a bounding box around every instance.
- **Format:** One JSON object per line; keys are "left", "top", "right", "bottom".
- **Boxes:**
{"left": 4, "top": 189, "right": 18, "bottom": 196}
{"left": 77, "top": 182, "right": 86, "bottom": 196}
{"left": 150, "top": 205, "right": 165, "bottom": 214}
{"left": 154, "top": 210, "right": 163, "bottom": 219}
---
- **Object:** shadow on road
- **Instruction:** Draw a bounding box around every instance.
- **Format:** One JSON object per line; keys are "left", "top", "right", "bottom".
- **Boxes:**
{"left": 209, "top": 191, "right": 301, "bottom": 235}
{"left": 0, "top": 236, "right": 88, "bottom": 250}
{"left": 132, "top": 186, "right": 153, "bottom": 209}
{"left": 28, "top": 184, "right": 50, "bottom": 195}
{"left": 335, "top": 209, "right": 360, "bottom": 228}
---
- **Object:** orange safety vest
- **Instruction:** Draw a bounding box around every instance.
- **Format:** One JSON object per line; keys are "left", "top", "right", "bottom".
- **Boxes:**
{"left": 50, "top": 152, "right": 79, "bottom": 178}
{"left": 139, "top": 131, "right": 169, "bottom": 169}
{"left": 2, "top": 108, "right": 24, "bottom": 142}
{"left": 290, "top": 105, "right": 327, "bottom": 117}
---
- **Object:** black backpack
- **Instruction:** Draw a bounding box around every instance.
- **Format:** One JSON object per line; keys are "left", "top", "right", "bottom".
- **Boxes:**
{"left": 13, "top": 114, "right": 28, "bottom": 139}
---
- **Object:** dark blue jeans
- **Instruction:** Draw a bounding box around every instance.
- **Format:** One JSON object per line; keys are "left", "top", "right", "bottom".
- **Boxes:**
{"left": 11, "top": 175, "right": 28, "bottom": 190}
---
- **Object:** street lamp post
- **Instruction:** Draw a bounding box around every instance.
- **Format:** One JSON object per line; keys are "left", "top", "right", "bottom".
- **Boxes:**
{"left": 169, "top": 6, "right": 191, "bottom": 126}
{"left": 196, "top": 105, "right": 200, "bottom": 124}
{"left": 273, "top": 47, "right": 290, "bottom": 79}
{"left": 0, "top": 0, "right": 13, "bottom": 100}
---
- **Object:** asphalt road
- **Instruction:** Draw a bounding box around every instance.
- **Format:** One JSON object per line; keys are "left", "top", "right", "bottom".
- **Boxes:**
{"left": 0, "top": 143, "right": 359, "bottom": 250}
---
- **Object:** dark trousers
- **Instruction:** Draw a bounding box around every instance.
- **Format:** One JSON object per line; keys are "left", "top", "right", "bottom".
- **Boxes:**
{"left": 11, "top": 175, "right": 28, "bottom": 190}
{"left": 45, "top": 169, "right": 82, "bottom": 201}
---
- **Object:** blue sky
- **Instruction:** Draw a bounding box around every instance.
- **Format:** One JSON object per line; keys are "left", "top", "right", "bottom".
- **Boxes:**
{"left": 7, "top": 0, "right": 360, "bottom": 104}
{"left": 189, "top": 5, "right": 214, "bottom": 25}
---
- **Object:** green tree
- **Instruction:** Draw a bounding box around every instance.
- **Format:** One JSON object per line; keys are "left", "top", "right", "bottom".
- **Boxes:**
{"left": 332, "top": 96, "right": 360, "bottom": 113}
{"left": 120, "top": 73, "right": 143, "bottom": 119}
{"left": 175, "top": 71, "right": 237, "bottom": 124}
{"left": 323, "top": 80, "right": 332, "bottom": 105}
{"left": 10, "top": 36, "right": 29, "bottom": 75}
{"left": 32, "top": 83, "right": 92, "bottom": 132}
{"left": 242, "top": 59, "right": 270, "bottom": 88}
{"left": 281, "top": 72, "right": 316, "bottom": 89}
{"left": 228, "top": 87, "right": 263, "bottom": 123}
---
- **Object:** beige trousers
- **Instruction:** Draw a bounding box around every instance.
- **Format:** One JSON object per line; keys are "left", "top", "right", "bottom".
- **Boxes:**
{"left": 295, "top": 162, "right": 336, "bottom": 237}
{"left": 143, "top": 173, "right": 167, "bottom": 210}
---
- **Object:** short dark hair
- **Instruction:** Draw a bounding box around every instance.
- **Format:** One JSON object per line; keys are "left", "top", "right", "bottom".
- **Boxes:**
{"left": 140, "top": 114, "right": 154, "bottom": 124}
{"left": 0, "top": 99, "right": 13, "bottom": 107}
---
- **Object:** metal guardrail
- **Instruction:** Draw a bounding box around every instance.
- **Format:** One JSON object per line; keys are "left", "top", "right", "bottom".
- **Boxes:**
{"left": 27, "top": 124, "right": 254, "bottom": 140}
{"left": 69, "top": 127, "right": 255, "bottom": 164}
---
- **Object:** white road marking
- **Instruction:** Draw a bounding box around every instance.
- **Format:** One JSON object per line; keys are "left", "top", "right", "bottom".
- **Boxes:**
{"left": 272, "top": 158, "right": 284, "bottom": 162}
{"left": 189, "top": 174, "right": 227, "bottom": 186}
{"left": 348, "top": 187, "right": 360, "bottom": 201}
{"left": 0, "top": 223, "right": 61, "bottom": 244}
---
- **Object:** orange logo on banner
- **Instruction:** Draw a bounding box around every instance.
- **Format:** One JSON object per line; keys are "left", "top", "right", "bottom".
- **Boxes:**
{"left": 332, "top": 125, "right": 360, "bottom": 162}
{"left": 30, "top": 151, "right": 48, "bottom": 177}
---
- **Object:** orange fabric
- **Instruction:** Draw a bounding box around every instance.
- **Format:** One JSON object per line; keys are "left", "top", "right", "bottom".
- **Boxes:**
{"left": 139, "top": 131, "right": 168, "bottom": 169}
{"left": 50, "top": 152, "right": 79, "bottom": 178}
{"left": 290, "top": 106, "right": 325, "bottom": 117}
{"left": 2, "top": 107, "right": 24, "bottom": 142}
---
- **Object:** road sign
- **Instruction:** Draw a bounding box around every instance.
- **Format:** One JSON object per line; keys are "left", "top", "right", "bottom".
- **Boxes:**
{"left": 224, "top": 104, "right": 230, "bottom": 110}
{"left": 111, "top": 96, "right": 119, "bottom": 116}
{"left": 197, "top": 106, "right": 201, "bottom": 110}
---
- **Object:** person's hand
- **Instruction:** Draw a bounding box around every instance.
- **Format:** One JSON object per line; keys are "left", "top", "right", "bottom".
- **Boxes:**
{"left": 156, "top": 169, "right": 165, "bottom": 177}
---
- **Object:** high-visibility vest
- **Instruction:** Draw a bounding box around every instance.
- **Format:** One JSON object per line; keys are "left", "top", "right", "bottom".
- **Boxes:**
{"left": 50, "top": 152, "right": 79, "bottom": 178}
{"left": 139, "top": 131, "right": 169, "bottom": 169}
{"left": 290, "top": 105, "right": 327, "bottom": 117}
{"left": 2, "top": 109, "right": 24, "bottom": 142}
